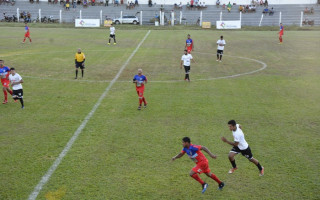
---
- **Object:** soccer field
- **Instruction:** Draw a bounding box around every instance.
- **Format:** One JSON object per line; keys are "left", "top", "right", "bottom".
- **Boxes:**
{"left": 0, "top": 26, "right": 319, "bottom": 200}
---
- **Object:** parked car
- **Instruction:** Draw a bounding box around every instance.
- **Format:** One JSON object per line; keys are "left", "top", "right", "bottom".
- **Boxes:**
{"left": 112, "top": 15, "right": 139, "bottom": 25}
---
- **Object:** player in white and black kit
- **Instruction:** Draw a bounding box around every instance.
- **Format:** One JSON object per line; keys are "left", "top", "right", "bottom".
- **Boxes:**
{"left": 180, "top": 49, "right": 195, "bottom": 81}
{"left": 216, "top": 35, "right": 226, "bottom": 62}
{"left": 108, "top": 24, "right": 116, "bottom": 45}
{"left": 8, "top": 68, "right": 24, "bottom": 109}
{"left": 221, "top": 120, "right": 264, "bottom": 176}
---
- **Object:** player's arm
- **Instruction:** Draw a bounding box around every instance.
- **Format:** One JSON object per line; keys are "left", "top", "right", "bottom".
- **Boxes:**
{"left": 11, "top": 79, "right": 23, "bottom": 86}
{"left": 180, "top": 59, "right": 183, "bottom": 69}
{"left": 191, "top": 58, "right": 196, "bottom": 64}
{"left": 172, "top": 152, "right": 185, "bottom": 161}
{"left": 144, "top": 77, "right": 147, "bottom": 84}
{"left": 200, "top": 146, "right": 217, "bottom": 159}
{"left": 221, "top": 137, "right": 239, "bottom": 147}
{"left": 133, "top": 78, "right": 137, "bottom": 83}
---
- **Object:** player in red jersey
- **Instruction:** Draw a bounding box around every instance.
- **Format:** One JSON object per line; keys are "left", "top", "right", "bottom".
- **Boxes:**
{"left": 278, "top": 23, "right": 284, "bottom": 44}
{"left": 0, "top": 60, "right": 13, "bottom": 104}
{"left": 22, "top": 23, "right": 32, "bottom": 44}
{"left": 133, "top": 69, "right": 147, "bottom": 110}
{"left": 172, "top": 137, "right": 225, "bottom": 194}
{"left": 185, "top": 34, "right": 193, "bottom": 53}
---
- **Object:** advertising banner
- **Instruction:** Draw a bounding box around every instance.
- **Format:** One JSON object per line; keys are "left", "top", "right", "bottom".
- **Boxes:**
{"left": 75, "top": 19, "right": 100, "bottom": 27}
{"left": 216, "top": 21, "right": 241, "bottom": 29}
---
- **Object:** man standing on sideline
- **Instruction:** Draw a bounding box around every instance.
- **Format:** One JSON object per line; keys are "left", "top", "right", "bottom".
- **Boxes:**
{"left": 221, "top": 120, "right": 264, "bottom": 176}
{"left": 133, "top": 69, "right": 147, "bottom": 110}
{"left": 180, "top": 49, "right": 195, "bottom": 81}
{"left": 108, "top": 24, "right": 116, "bottom": 45}
{"left": 22, "top": 23, "right": 32, "bottom": 44}
{"left": 9, "top": 68, "right": 24, "bottom": 109}
{"left": 74, "top": 48, "right": 85, "bottom": 79}
{"left": 0, "top": 60, "right": 13, "bottom": 104}
{"left": 216, "top": 35, "right": 226, "bottom": 62}
{"left": 172, "top": 137, "right": 225, "bottom": 194}
{"left": 278, "top": 23, "right": 284, "bottom": 44}
{"left": 185, "top": 34, "right": 193, "bottom": 53}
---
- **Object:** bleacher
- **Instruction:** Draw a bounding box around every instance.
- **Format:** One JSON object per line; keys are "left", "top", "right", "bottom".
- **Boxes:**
{"left": 0, "top": 1, "right": 319, "bottom": 26}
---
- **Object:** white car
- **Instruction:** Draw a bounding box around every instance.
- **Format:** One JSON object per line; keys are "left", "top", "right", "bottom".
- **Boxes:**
{"left": 112, "top": 15, "right": 139, "bottom": 25}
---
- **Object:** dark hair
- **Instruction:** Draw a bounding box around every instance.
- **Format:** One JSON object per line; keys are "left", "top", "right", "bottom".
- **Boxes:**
{"left": 0, "top": 60, "right": 3, "bottom": 62}
{"left": 184, "top": 49, "right": 187, "bottom": 52}
{"left": 188, "top": 34, "right": 190, "bottom": 36}
{"left": 182, "top": 137, "right": 191, "bottom": 143}
{"left": 228, "top": 120, "right": 236, "bottom": 126}
{"left": 220, "top": 35, "right": 223, "bottom": 39}
{"left": 10, "top": 67, "right": 15, "bottom": 70}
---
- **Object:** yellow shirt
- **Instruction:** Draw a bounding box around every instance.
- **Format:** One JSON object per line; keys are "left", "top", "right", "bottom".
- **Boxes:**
{"left": 75, "top": 52, "right": 85, "bottom": 62}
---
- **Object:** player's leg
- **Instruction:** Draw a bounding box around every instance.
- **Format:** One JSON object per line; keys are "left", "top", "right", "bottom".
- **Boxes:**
{"left": 5, "top": 85, "right": 13, "bottom": 96}
{"left": 202, "top": 161, "right": 224, "bottom": 188}
{"left": 108, "top": 35, "right": 111, "bottom": 44}
{"left": 189, "top": 169, "right": 205, "bottom": 185}
{"left": 28, "top": 36, "right": 32, "bottom": 42}
{"left": 219, "top": 51, "right": 223, "bottom": 61}
{"left": 23, "top": 36, "right": 26, "bottom": 43}
{"left": 2, "top": 86, "right": 8, "bottom": 103}
{"left": 81, "top": 63, "right": 84, "bottom": 78}
{"left": 113, "top": 35, "right": 116, "bottom": 44}
{"left": 15, "top": 89, "right": 24, "bottom": 108}
{"left": 138, "top": 90, "right": 143, "bottom": 110}
{"left": 242, "top": 147, "right": 264, "bottom": 176}
{"left": 141, "top": 90, "right": 147, "bottom": 107}
{"left": 75, "top": 64, "right": 79, "bottom": 79}
{"left": 216, "top": 50, "right": 220, "bottom": 61}
{"left": 228, "top": 149, "right": 239, "bottom": 173}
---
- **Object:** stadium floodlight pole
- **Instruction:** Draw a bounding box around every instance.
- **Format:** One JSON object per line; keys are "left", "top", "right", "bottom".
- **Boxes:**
{"left": 220, "top": 11, "right": 222, "bottom": 21}
{"left": 200, "top": 11, "right": 202, "bottom": 26}
{"left": 80, "top": 10, "right": 82, "bottom": 19}
{"left": 17, "top": 8, "right": 19, "bottom": 22}
{"left": 300, "top": 11, "right": 303, "bottom": 27}
{"left": 39, "top": 9, "right": 41, "bottom": 23}
{"left": 179, "top": 11, "right": 182, "bottom": 25}
{"left": 279, "top": 11, "right": 281, "bottom": 25}
{"left": 140, "top": 11, "right": 143, "bottom": 26}
{"left": 100, "top": 10, "right": 102, "bottom": 25}
{"left": 259, "top": 14, "right": 263, "bottom": 27}
{"left": 59, "top": 10, "right": 62, "bottom": 23}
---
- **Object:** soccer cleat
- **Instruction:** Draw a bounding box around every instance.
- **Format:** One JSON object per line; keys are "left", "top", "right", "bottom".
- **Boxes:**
{"left": 259, "top": 167, "right": 264, "bottom": 176}
{"left": 219, "top": 60, "right": 222, "bottom": 62}
{"left": 75, "top": 77, "right": 77, "bottom": 79}
{"left": 218, "top": 182, "right": 225, "bottom": 190}
{"left": 144, "top": 104, "right": 147, "bottom": 108}
{"left": 21, "top": 41, "right": 25, "bottom": 44}
{"left": 14, "top": 99, "right": 18, "bottom": 103}
{"left": 108, "top": 43, "right": 110, "bottom": 45}
{"left": 2, "top": 100, "right": 8, "bottom": 104}
{"left": 202, "top": 183, "right": 208, "bottom": 194}
{"left": 228, "top": 167, "right": 238, "bottom": 174}
{"left": 137, "top": 106, "right": 141, "bottom": 110}
{"left": 21, "top": 106, "right": 24, "bottom": 109}
{"left": 114, "top": 43, "right": 116, "bottom": 45}
{"left": 216, "top": 59, "right": 219, "bottom": 61}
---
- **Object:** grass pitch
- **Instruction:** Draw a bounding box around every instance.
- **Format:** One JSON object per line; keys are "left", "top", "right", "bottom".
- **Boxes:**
{"left": 0, "top": 26, "right": 319, "bottom": 200}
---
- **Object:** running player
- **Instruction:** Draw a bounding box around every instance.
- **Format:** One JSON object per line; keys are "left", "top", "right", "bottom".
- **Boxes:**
{"left": 22, "top": 23, "right": 32, "bottom": 44}
{"left": 172, "top": 137, "right": 225, "bottom": 194}
{"left": 74, "top": 48, "right": 85, "bottom": 79}
{"left": 108, "top": 24, "right": 116, "bottom": 45}
{"left": 278, "top": 23, "right": 284, "bottom": 44}
{"left": 185, "top": 34, "right": 193, "bottom": 53}
{"left": 180, "top": 49, "right": 195, "bottom": 81}
{"left": 221, "top": 120, "right": 264, "bottom": 176}
{"left": 0, "top": 60, "right": 13, "bottom": 104}
{"left": 216, "top": 35, "right": 226, "bottom": 62}
{"left": 9, "top": 68, "right": 24, "bottom": 109}
{"left": 133, "top": 69, "right": 147, "bottom": 110}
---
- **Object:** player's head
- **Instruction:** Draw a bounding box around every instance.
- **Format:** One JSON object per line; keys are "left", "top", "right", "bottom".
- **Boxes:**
{"left": 10, "top": 67, "right": 15, "bottom": 74}
{"left": 187, "top": 34, "right": 190, "bottom": 39}
{"left": 220, "top": 35, "right": 223, "bottom": 39}
{"left": 228, "top": 120, "right": 237, "bottom": 131}
{"left": 280, "top": 23, "right": 282, "bottom": 26}
{"left": 110, "top": 23, "right": 113, "bottom": 26}
{"left": 25, "top": 23, "right": 27, "bottom": 26}
{"left": 182, "top": 137, "right": 191, "bottom": 147}
{"left": 0, "top": 60, "right": 4, "bottom": 67}
{"left": 184, "top": 49, "right": 188, "bottom": 55}
{"left": 77, "top": 48, "right": 81, "bottom": 53}
{"left": 138, "top": 69, "right": 142, "bottom": 75}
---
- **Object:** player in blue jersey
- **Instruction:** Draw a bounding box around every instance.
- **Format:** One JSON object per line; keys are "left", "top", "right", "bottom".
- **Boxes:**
{"left": 172, "top": 137, "right": 225, "bottom": 194}
{"left": 133, "top": 69, "right": 147, "bottom": 110}
{"left": 0, "top": 60, "right": 13, "bottom": 104}
{"left": 185, "top": 34, "right": 193, "bottom": 53}
{"left": 22, "top": 23, "right": 32, "bottom": 44}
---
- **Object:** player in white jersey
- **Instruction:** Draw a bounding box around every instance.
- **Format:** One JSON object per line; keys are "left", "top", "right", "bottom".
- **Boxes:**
{"left": 8, "top": 68, "right": 24, "bottom": 109}
{"left": 216, "top": 35, "right": 226, "bottom": 62}
{"left": 180, "top": 49, "right": 195, "bottom": 81}
{"left": 221, "top": 120, "right": 264, "bottom": 176}
{"left": 108, "top": 24, "right": 116, "bottom": 45}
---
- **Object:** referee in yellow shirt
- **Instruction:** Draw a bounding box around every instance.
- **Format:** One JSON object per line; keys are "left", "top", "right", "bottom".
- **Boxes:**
{"left": 75, "top": 48, "right": 85, "bottom": 79}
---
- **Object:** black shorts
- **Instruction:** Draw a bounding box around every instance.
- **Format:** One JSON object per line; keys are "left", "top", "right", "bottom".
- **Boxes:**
{"left": 217, "top": 50, "right": 224, "bottom": 55}
{"left": 110, "top": 34, "right": 115, "bottom": 38}
{"left": 184, "top": 65, "right": 190, "bottom": 74}
{"left": 75, "top": 61, "right": 85, "bottom": 69}
{"left": 230, "top": 146, "right": 253, "bottom": 160}
{"left": 13, "top": 89, "right": 23, "bottom": 99}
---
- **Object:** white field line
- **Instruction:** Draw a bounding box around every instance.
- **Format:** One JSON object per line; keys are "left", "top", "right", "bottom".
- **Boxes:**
{"left": 27, "top": 30, "right": 151, "bottom": 200}
{"left": 23, "top": 54, "right": 267, "bottom": 83}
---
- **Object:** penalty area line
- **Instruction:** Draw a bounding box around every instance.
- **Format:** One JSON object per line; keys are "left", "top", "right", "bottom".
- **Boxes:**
{"left": 27, "top": 30, "right": 151, "bottom": 200}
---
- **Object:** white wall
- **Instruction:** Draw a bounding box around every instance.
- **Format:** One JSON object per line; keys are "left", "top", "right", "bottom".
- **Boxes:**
{"left": 17, "top": 0, "right": 318, "bottom": 5}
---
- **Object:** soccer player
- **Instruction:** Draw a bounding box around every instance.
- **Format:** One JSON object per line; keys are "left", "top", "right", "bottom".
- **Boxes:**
{"left": 74, "top": 48, "right": 85, "bottom": 79}
{"left": 216, "top": 35, "right": 226, "bottom": 62}
{"left": 221, "top": 120, "right": 264, "bottom": 176}
{"left": 0, "top": 60, "right": 13, "bottom": 104}
{"left": 172, "top": 137, "right": 225, "bottom": 194}
{"left": 180, "top": 49, "right": 195, "bottom": 81}
{"left": 22, "top": 23, "right": 32, "bottom": 43}
{"left": 278, "top": 23, "right": 284, "bottom": 44}
{"left": 9, "top": 68, "right": 24, "bottom": 109}
{"left": 108, "top": 24, "right": 116, "bottom": 45}
{"left": 185, "top": 34, "right": 193, "bottom": 53}
{"left": 133, "top": 69, "right": 147, "bottom": 110}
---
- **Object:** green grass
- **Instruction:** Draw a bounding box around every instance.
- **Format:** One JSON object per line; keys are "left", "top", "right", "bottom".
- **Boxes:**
{"left": 0, "top": 27, "right": 319, "bottom": 200}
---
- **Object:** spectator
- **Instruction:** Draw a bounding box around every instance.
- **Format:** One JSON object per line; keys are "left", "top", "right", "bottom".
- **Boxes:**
{"left": 263, "top": 7, "right": 269, "bottom": 13}
{"left": 239, "top": 5, "right": 243, "bottom": 12}
{"left": 148, "top": 0, "right": 152, "bottom": 7}
{"left": 260, "top": 0, "right": 263, "bottom": 6}
{"left": 179, "top": 2, "right": 183, "bottom": 8}
{"left": 304, "top": 7, "right": 309, "bottom": 13}
{"left": 264, "top": 0, "right": 268, "bottom": 7}
{"left": 311, "top": 7, "right": 314, "bottom": 13}
{"left": 190, "top": 0, "right": 193, "bottom": 7}
{"left": 216, "top": 0, "right": 220, "bottom": 6}
{"left": 77, "top": 0, "right": 80, "bottom": 5}
{"left": 114, "top": 0, "right": 119, "bottom": 6}
{"left": 227, "top": 1, "right": 232, "bottom": 12}
{"left": 66, "top": 2, "right": 70, "bottom": 9}
{"left": 269, "top": 7, "right": 274, "bottom": 15}
{"left": 72, "top": 0, "right": 76, "bottom": 8}
{"left": 92, "top": 0, "right": 95, "bottom": 5}
{"left": 202, "top": 2, "right": 206, "bottom": 7}
{"left": 135, "top": 0, "right": 138, "bottom": 5}
{"left": 105, "top": 0, "right": 109, "bottom": 6}
{"left": 187, "top": 1, "right": 190, "bottom": 8}
{"left": 199, "top": 2, "right": 202, "bottom": 7}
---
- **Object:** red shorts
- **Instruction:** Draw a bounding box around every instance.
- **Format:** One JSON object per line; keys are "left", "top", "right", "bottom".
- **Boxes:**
{"left": 25, "top": 33, "right": 30, "bottom": 37}
{"left": 136, "top": 87, "right": 144, "bottom": 97}
{"left": 192, "top": 161, "right": 211, "bottom": 174}
{"left": 1, "top": 79, "right": 10, "bottom": 88}
{"left": 187, "top": 47, "right": 192, "bottom": 53}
